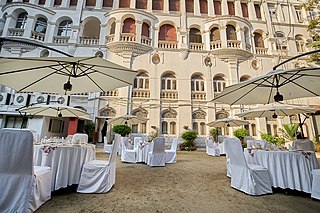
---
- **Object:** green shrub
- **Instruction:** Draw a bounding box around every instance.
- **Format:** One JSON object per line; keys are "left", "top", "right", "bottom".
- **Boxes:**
{"left": 84, "top": 120, "right": 95, "bottom": 139}
{"left": 209, "top": 128, "right": 222, "bottom": 141}
{"left": 180, "top": 130, "right": 197, "bottom": 151}
{"left": 312, "top": 137, "right": 320, "bottom": 152}
{"left": 112, "top": 125, "right": 131, "bottom": 137}
{"left": 261, "top": 133, "right": 285, "bottom": 146}
{"left": 233, "top": 128, "right": 249, "bottom": 141}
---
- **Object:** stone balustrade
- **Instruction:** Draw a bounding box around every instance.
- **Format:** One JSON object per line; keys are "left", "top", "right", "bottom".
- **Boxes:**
{"left": 160, "top": 91, "right": 178, "bottom": 99}
{"left": 158, "top": 40, "right": 178, "bottom": 49}
{"left": 210, "top": 40, "right": 222, "bottom": 50}
{"left": 120, "top": 33, "right": 136, "bottom": 42}
{"left": 31, "top": 31, "right": 45, "bottom": 41}
{"left": 53, "top": 36, "right": 70, "bottom": 44}
{"left": 8, "top": 28, "right": 24, "bottom": 37}
{"left": 190, "top": 43, "right": 204, "bottom": 51}
{"left": 79, "top": 37, "right": 99, "bottom": 45}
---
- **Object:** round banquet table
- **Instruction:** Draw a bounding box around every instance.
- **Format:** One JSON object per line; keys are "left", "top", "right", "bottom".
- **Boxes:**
{"left": 244, "top": 149, "right": 319, "bottom": 193}
{"left": 33, "top": 144, "right": 96, "bottom": 191}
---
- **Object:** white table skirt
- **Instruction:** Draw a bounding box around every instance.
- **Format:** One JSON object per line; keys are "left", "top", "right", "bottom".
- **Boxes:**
{"left": 34, "top": 144, "right": 96, "bottom": 191}
{"left": 244, "top": 149, "right": 319, "bottom": 193}
{"left": 136, "top": 143, "right": 153, "bottom": 163}
{"left": 217, "top": 142, "right": 225, "bottom": 155}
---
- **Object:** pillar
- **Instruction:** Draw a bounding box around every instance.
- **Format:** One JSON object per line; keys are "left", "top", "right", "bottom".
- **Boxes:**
{"left": 194, "top": 0, "right": 200, "bottom": 16}
{"left": 235, "top": 0, "right": 242, "bottom": 17}
{"left": 248, "top": 0, "right": 256, "bottom": 20}
{"left": 221, "top": 0, "right": 228, "bottom": 15}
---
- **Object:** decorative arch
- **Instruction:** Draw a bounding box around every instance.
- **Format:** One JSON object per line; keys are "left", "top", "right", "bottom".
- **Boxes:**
{"left": 161, "top": 108, "right": 177, "bottom": 118}
{"left": 161, "top": 71, "right": 177, "bottom": 90}
{"left": 192, "top": 109, "right": 207, "bottom": 119}
{"left": 81, "top": 17, "right": 101, "bottom": 37}
{"left": 226, "top": 24, "right": 237, "bottom": 40}
{"left": 189, "top": 28, "right": 202, "bottom": 43}
{"left": 131, "top": 107, "right": 148, "bottom": 118}
{"left": 216, "top": 109, "right": 229, "bottom": 120}
{"left": 142, "top": 22, "right": 150, "bottom": 37}
{"left": 254, "top": 32, "right": 264, "bottom": 48}
{"left": 210, "top": 27, "right": 220, "bottom": 41}
{"left": 159, "top": 24, "right": 177, "bottom": 41}
{"left": 191, "top": 73, "right": 205, "bottom": 92}
{"left": 99, "top": 107, "right": 116, "bottom": 117}
{"left": 122, "top": 18, "right": 136, "bottom": 34}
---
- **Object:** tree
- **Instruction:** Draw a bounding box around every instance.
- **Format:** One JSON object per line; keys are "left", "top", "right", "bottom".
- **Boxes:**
{"left": 180, "top": 130, "right": 198, "bottom": 151}
{"left": 112, "top": 125, "right": 131, "bottom": 137}
{"left": 302, "top": 0, "right": 320, "bottom": 62}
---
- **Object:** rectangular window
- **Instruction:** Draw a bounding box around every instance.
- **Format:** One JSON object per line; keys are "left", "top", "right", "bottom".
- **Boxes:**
{"left": 186, "top": 0, "right": 194, "bottom": 13}
{"left": 295, "top": 7, "right": 302, "bottom": 22}
{"left": 54, "top": 0, "right": 62, "bottom": 6}
{"left": 38, "top": 0, "right": 46, "bottom": 5}
{"left": 241, "top": 3, "right": 248, "bottom": 18}
{"left": 254, "top": 4, "right": 261, "bottom": 19}
{"left": 153, "top": 0, "right": 163, "bottom": 10}
{"left": 169, "top": 0, "right": 179, "bottom": 12}
{"left": 200, "top": 0, "right": 208, "bottom": 14}
{"left": 5, "top": 116, "right": 26, "bottom": 128}
{"left": 48, "top": 119, "right": 65, "bottom": 133}
{"left": 214, "top": 0, "right": 221, "bottom": 15}
{"left": 136, "top": 0, "right": 147, "bottom": 9}
{"left": 103, "top": 0, "right": 113, "bottom": 7}
{"left": 86, "top": 0, "right": 96, "bottom": 7}
{"left": 227, "top": 1, "right": 235, "bottom": 15}
{"left": 119, "top": 0, "right": 130, "bottom": 8}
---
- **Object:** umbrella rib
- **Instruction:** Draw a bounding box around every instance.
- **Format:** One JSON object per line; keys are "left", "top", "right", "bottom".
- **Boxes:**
{"left": 88, "top": 67, "right": 134, "bottom": 85}
{"left": 18, "top": 71, "right": 60, "bottom": 92}
{"left": 278, "top": 73, "right": 319, "bottom": 96}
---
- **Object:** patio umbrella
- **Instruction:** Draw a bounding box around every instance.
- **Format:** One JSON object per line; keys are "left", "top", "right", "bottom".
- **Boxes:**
{"left": 108, "top": 114, "right": 148, "bottom": 125}
{"left": 207, "top": 118, "right": 249, "bottom": 128}
{"left": 235, "top": 103, "right": 318, "bottom": 119}
{"left": 19, "top": 104, "right": 90, "bottom": 120}
{"left": 212, "top": 67, "right": 320, "bottom": 105}
{"left": 0, "top": 56, "right": 137, "bottom": 94}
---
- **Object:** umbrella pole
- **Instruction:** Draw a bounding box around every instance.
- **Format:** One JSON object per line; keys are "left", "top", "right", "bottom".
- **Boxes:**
{"left": 297, "top": 114, "right": 305, "bottom": 138}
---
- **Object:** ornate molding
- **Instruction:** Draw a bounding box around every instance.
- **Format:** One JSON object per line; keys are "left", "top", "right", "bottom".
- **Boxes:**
{"left": 213, "top": 48, "right": 253, "bottom": 63}
{"left": 106, "top": 41, "right": 153, "bottom": 56}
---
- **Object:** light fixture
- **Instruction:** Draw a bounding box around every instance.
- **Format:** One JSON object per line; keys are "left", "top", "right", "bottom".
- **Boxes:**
{"left": 63, "top": 80, "right": 72, "bottom": 92}
{"left": 227, "top": 123, "right": 230, "bottom": 127}
{"left": 272, "top": 111, "right": 278, "bottom": 119}
{"left": 124, "top": 121, "right": 128, "bottom": 125}
{"left": 58, "top": 112, "right": 62, "bottom": 117}
{"left": 274, "top": 91, "right": 283, "bottom": 102}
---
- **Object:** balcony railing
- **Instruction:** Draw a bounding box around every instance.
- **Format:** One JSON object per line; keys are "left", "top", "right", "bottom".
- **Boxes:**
{"left": 227, "top": 40, "right": 241, "bottom": 48}
{"left": 132, "top": 90, "right": 150, "bottom": 98}
{"left": 105, "top": 34, "right": 114, "bottom": 43}
{"left": 158, "top": 40, "right": 178, "bottom": 49}
{"left": 191, "top": 91, "right": 206, "bottom": 100}
{"left": 190, "top": 42, "right": 204, "bottom": 51}
{"left": 31, "top": 31, "right": 45, "bottom": 41}
{"left": 120, "top": 33, "right": 136, "bottom": 42}
{"left": 79, "top": 37, "right": 99, "bottom": 45}
{"left": 8, "top": 28, "right": 24, "bottom": 37}
{"left": 210, "top": 40, "right": 222, "bottom": 50}
{"left": 160, "top": 91, "right": 178, "bottom": 99}
{"left": 53, "top": 36, "right": 70, "bottom": 44}
{"left": 100, "top": 90, "right": 118, "bottom": 97}
{"left": 255, "top": 47, "right": 268, "bottom": 55}
{"left": 141, "top": 36, "right": 151, "bottom": 46}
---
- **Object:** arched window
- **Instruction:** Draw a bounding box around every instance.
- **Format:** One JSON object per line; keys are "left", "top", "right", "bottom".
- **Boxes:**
{"left": 34, "top": 17, "right": 47, "bottom": 34}
{"left": 191, "top": 74, "right": 205, "bottom": 92}
{"left": 213, "top": 75, "right": 226, "bottom": 93}
{"left": 226, "top": 25, "right": 237, "bottom": 40}
{"left": 192, "top": 122, "right": 198, "bottom": 133}
{"left": 161, "top": 73, "right": 177, "bottom": 90}
{"left": 122, "top": 18, "right": 136, "bottom": 34}
{"left": 110, "top": 22, "right": 115, "bottom": 35}
{"left": 189, "top": 28, "right": 202, "bottom": 43}
{"left": 162, "top": 121, "right": 168, "bottom": 134}
{"left": 240, "top": 75, "right": 251, "bottom": 82}
{"left": 133, "top": 72, "right": 149, "bottom": 89}
{"left": 142, "top": 22, "right": 149, "bottom": 37}
{"left": 200, "top": 0, "right": 208, "bottom": 14}
{"left": 210, "top": 27, "right": 220, "bottom": 41}
{"left": 136, "top": 0, "right": 147, "bottom": 9}
{"left": 200, "top": 122, "right": 206, "bottom": 135}
{"left": 170, "top": 121, "right": 176, "bottom": 134}
{"left": 254, "top": 32, "right": 264, "bottom": 48}
{"left": 132, "top": 108, "right": 148, "bottom": 133}
{"left": 161, "top": 109, "right": 177, "bottom": 134}
{"left": 169, "top": 0, "right": 180, "bottom": 12}
{"left": 159, "top": 24, "right": 176, "bottom": 41}
{"left": 295, "top": 35, "right": 305, "bottom": 53}
{"left": 57, "top": 20, "right": 73, "bottom": 36}
{"left": 275, "top": 31, "right": 287, "bottom": 50}
{"left": 15, "top": 12, "right": 28, "bottom": 29}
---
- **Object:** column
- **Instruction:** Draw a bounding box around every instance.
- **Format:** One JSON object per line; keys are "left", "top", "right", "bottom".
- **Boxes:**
{"left": 150, "top": 26, "right": 155, "bottom": 47}
{"left": 2, "top": 14, "right": 14, "bottom": 37}
{"left": 29, "top": 0, "right": 37, "bottom": 4}
{"left": 147, "top": 0, "right": 152, "bottom": 12}
{"left": 220, "top": 26, "right": 227, "bottom": 48}
{"left": 247, "top": 0, "right": 256, "bottom": 20}
{"left": 194, "top": 0, "right": 200, "bottom": 16}
{"left": 113, "top": 0, "right": 119, "bottom": 9}
{"left": 221, "top": 0, "right": 228, "bottom": 15}
{"left": 238, "top": 27, "right": 246, "bottom": 49}
{"left": 114, "top": 20, "right": 122, "bottom": 41}
{"left": 45, "top": 0, "right": 54, "bottom": 7}
{"left": 61, "top": 0, "right": 70, "bottom": 7}
{"left": 130, "top": 0, "right": 136, "bottom": 8}
{"left": 95, "top": 0, "right": 103, "bottom": 9}
{"left": 228, "top": 58, "right": 239, "bottom": 85}
{"left": 235, "top": 0, "right": 242, "bottom": 17}
{"left": 99, "top": 23, "right": 107, "bottom": 45}
{"left": 251, "top": 32, "right": 256, "bottom": 54}
{"left": 44, "top": 21, "right": 56, "bottom": 43}
{"left": 153, "top": 26, "right": 159, "bottom": 48}
{"left": 203, "top": 30, "right": 210, "bottom": 51}
{"left": 208, "top": 0, "right": 214, "bottom": 16}
{"left": 23, "top": 15, "right": 34, "bottom": 38}
{"left": 76, "top": 0, "right": 85, "bottom": 10}
{"left": 261, "top": 1, "right": 273, "bottom": 37}
{"left": 163, "top": 0, "right": 169, "bottom": 13}
{"left": 136, "top": 20, "right": 142, "bottom": 44}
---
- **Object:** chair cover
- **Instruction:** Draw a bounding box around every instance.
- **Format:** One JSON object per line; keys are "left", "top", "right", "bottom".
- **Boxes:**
{"left": 133, "top": 137, "right": 142, "bottom": 149}
{"left": 72, "top": 133, "right": 88, "bottom": 144}
{"left": 0, "top": 128, "right": 52, "bottom": 212}
{"left": 223, "top": 138, "right": 232, "bottom": 178}
{"left": 256, "top": 140, "right": 268, "bottom": 149}
{"left": 77, "top": 134, "right": 121, "bottom": 193}
{"left": 292, "top": 139, "right": 314, "bottom": 151}
{"left": 165, "top": 138, "right": 179, "bottom": 163}
{"left": 246, "top": 140, "right": 255, "bottom": 148}
{"left": 224, "top": 137, "right": 272, "bottom": 195}
{"left": 205, "top": 139, "right": 220, "bottom": 156}
{"left": 147, "top": 137, "right": 166, "bottom": 167}
{"left": 104, "top": 136, "right": 113, "bottom": 153}
{"left": 311, "top": 169, "right": 320, "bottom": 200}
{"left": 121, "top": 137, "right": 137, "bottom": 163}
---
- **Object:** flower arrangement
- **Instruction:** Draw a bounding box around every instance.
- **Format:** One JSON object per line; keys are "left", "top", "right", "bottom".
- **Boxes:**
{"left": 41, "top": 145, "right": 57, "bottom": 155}
{"left": 301, "top": 151, "right": 312, "bottom": 159}
{"left": 148, "top": 128, "right": 160, "bottom": 142}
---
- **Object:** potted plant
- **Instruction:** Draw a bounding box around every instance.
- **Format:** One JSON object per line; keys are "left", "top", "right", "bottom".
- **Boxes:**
{"left": 180, "top": 130, "right": 197, "bottom": 151}
{"left": 84, "top": 120, "right": 95, "bottom": 143}
{"left": 279, "top": 123, "right": 299, "bottom": 141}
{"left": 261, "top": 133, "right": 285, "bottom": 147}
{"left": 112, "top": 124, "right": 132, "bottom": 137}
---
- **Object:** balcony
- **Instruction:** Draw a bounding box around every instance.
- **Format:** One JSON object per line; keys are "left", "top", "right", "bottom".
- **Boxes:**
{"left": 100, "top": 90, "right": 118, "bottom": 97}
{"left": 210, "top": 40, "right": 222, "bottom": 50}
{"left": 8, "top": 28, "right": 24, "bottom": 37}
{"left": 132, "top": 90, "right": 150, "bottom": 98}
{"left": 190, "top": 43, "right": 204, "bottom": 51}
{"left": 158, "top": 40, "right": 178, "bottom": 49}
{"left": 141, "top": 36, "right": 151, "bottom": 46}
{"left": 53, "top": 36, "right": 70, "bottom": 44}
{"left": 227, "top": 40, "right": 241, "bottom": 48}
{"left": 79, "top": 37, "right": 99, "bottom": 45}
{"left": 120, "top": 33, "right": 136, "bottom": 42}
{"left": 255, "top": 47, "right": 268, "bottom": 55}
{"left": 161, "top": 91, "right": 178, "bottom": 99}
{"left": 31, "top": 31, "right": 45, "bottom": 41}
{"left": 191, "top": 92, "right": 206, "bottom": 100}
{"left": 105, "top": 35, "right": 115, "bottom": 43}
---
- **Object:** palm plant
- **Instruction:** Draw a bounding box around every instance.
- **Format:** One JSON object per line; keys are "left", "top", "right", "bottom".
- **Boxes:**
{"left": 279, "top": 123, "right": 299, "bottom": 141}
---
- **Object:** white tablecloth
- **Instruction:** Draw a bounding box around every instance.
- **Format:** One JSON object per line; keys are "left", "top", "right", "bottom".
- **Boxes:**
{"left": 137, "top": 143, "right": 153, "bottom": 163}
{"left": 217, "top": 142, "right": 225, "bottom": 155}
{"left": 34, "top": 144, "right": 96, "bottom": 191}
{"left": 244, "top": 149, "right": 319, "bottom": 193}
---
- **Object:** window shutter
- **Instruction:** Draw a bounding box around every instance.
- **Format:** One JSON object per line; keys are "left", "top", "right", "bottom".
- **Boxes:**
{"left": 153, "top": 0, "right": 164, "bottom": 10}
{"left": 119, "top": 0, "right": 130, "bottom": 8}
{"left": 103, "top": 0, "right": 113, "bottom": 7}
{"left": 254, "top": 4, "right": 261, "bottom": 19}
{"left": 200, "top": 0, "right": 208, "bottom": 14}
{"left": 136, "top": 0, "right": 147, "bottom": 9}
{"left": 227, "top": 2, "right": 235, "bottom": 15}
{"left": 169, "top": 0, "right": 180, "bottom": 12}
{"left": 241, "top": 3, "right": 248, "bottom": 17}
{"left": 86, "top": 0, "right": 96, "bottom": 7}
{"left": 214, "top": 1, "right": 221, "bottom": 15}
{"left": 186, "top": 0, "right": 194, "bottom": 13}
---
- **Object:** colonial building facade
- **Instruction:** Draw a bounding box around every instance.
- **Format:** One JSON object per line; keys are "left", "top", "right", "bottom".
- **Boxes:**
{"left": 0, "top": 0, "right": 319, "bottom": 141}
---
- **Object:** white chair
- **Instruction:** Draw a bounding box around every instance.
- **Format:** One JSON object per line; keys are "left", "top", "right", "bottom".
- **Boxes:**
{"left": 311, "top": 169, "right": 320, "bottom": 200}
{"left": 256, "top": 140, "right": 268, "bottom": 149}
{"left": 224, "top": 137, "right": 272, "bottom": 195}
{"left": 72, "top": 133, "right": 88, "bottom": 144}
{"left": 292, "top": 139, "right": 314, "bottom": 151}
{"left": 147, "top": 137, "right": 166, "bottom": 167}
{"left": 121, "top": 137, "right": 137, "bottom": 163}
{"left": 0, "top": 128, "right": 52, "bottom": 212}
{"left": 77, "top": 134, "right": 121, "bottom": 193}
{"left": 104, "top": 136, "right": 113, "bottom": 153}
{"left": 246, "top": 140, "right": 255, "bottom": 148}
{"left": 205, "top": 139, "right": 220, "bottom": 157}
{"left": 165, "top": 138, "right": 179, "bottom": 163}
{"left": 223, "top": 138, "right": 232, "bottom": 178}
{"left": 133, "top": 137, "right": 142, "bottom": 149}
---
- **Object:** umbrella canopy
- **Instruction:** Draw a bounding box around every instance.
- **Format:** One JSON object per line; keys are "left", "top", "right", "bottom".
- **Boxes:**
{"left": 207, "top": 118, "right": 249, "bottom": 128}
{"left": 0, "top": 56, "right": 137, "bottom": 94}
{"left": 235, "top": 103, "right": 318, "bottom": 119}
{"left": 20, "top": 104, "right": 90, "bottom": 120}
{"left": 212, "top": 67, "right": 320, "bottom": 105}
{"left": 108, "top": 114, "right": 148, "bottom": 125}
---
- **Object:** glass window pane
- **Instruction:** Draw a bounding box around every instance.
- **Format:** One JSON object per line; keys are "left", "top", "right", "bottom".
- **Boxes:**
{"left": 167, "top": 79, "right": 171, "bottom": 90}
{"left": 145, "top": 79, "right": 149, "bottom": 89}
{"left": 172, "top": 80, "right": 176, "bottom": 90}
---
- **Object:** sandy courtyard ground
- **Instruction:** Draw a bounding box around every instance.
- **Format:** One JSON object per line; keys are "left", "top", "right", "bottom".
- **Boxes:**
{"left": 37, "top": 147, "right": 320, "bottom": 213}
